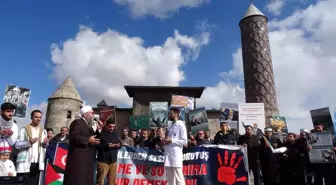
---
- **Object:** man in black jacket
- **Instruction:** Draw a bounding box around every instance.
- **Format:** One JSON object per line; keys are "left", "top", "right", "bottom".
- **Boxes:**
{"left": 309, "top": 123, "right": 335, "bottom": 185}
{"left": 95, "top": 118, "right": 121, "bottom": 185}
{"left": 280, "top": 133, "right": 299, "bottom": 185}
{"left": 51, "top": 126, "right": 69, "bottom": 144}
{"left": 295, "top": 129, "right": 313, "bottom": 185}
{"left": 214, "top": 122, "right": 235, "bottom": 145}
{"left": 139, "top": 129, "right": 154, "bottom": 148}
{"left": 237, "top": 125, "right": 261, "bottom": 185}
{"left": 260, "top": 127, "right": 282, "bottom": 185}
{"left": 195, "top": 130, "right": 212, "bottom": 146}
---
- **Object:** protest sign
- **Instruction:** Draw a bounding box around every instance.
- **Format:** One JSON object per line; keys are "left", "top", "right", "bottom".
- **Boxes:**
{"left": 117, "top": 145, "right": 249, "bottom": 185}
{"left": 45, "top": 144, "right": 249, "bottom": 185}
{"left": 308, "top": 132, "right": 336, "bottom": 163}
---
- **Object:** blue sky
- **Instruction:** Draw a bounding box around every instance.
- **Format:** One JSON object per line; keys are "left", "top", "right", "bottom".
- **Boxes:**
{"left": 1, "top": 0, "right": 336, "bottom": 132}
{"left": 0, "top": 0, "right": 296, "bottom": 105}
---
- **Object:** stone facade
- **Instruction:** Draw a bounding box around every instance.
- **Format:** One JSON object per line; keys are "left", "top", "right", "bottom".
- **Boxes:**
{"left": 239, "top": 5, "right": 279, "bottom": 123}
{"left": 115, "top": 108, "right": 133, "bottom": 131}
{"left": 114, "top": 108, "right": 220, "bottom": 138}
{"left": 123, "top": 86, "right": 204, "bottom": 132}
{"left": 132, "top": 91, "right": 193, "bottom": 130}
{"left": 132, "top": 92, "right": 174, "bottom": 116}
{"left": 45, "top": 77, "right": 83, "bottom": 133}
{"left": 45, "top": 98, "right": 82, "bottom": 133}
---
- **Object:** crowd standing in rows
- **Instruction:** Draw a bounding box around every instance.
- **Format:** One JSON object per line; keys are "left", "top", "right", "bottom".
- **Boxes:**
{"left": 1, "top": 102, "right": 336, "bottom": 185}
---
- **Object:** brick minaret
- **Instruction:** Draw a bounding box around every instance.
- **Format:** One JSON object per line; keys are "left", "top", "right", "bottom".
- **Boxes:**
{"left": 239, "top": 3, "right": 279, "bottom": 122}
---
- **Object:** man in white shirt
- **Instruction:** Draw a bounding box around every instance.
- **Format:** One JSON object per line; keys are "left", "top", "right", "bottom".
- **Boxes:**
{"left": 16, "top": 110, "right": 48, "bottom": 185}
{"left": 164, "top": 107, "right": 188, "bottom": 185}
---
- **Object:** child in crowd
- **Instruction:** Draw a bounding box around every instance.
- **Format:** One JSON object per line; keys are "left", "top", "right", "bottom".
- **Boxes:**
{"left": 0, "top": 140, "right": 16, "bottom": 176}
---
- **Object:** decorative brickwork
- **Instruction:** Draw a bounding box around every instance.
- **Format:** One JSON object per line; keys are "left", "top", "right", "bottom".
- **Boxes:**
{"left": 239, "top": 15, "right": 279, "bottom": 120}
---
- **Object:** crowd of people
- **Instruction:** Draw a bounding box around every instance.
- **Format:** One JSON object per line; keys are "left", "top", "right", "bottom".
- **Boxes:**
{"left": 124, "top": 121, "right": 336, "bottom": 185}
{"left": 1, "top": 101, "right": 336, "bottom": 185}
{"left": 0, "top": 102, "right": 69, "bottom": 185}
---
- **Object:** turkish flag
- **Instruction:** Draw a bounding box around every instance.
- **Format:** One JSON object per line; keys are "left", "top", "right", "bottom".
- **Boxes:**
{"left": 53, "top": 147, "right": 68, "bottom": 170}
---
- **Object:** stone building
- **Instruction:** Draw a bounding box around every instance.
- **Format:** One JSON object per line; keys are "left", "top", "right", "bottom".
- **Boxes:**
{"left": 92, "top": 100, "right": 132, "bottom": 133}
{"left": 124, "top": 86, "right": 204, "bottom": 116}
{"left": 239, "top": 3, "right": 279, "bottom": 122}
{"left": 92, "top": 86, "right": 221, "bottom": 138}
{"left": 44, "top": 77, "right": 83, "bottom": 133}
{"left": 124, "top": 85, "right": 205, "bottom": 130}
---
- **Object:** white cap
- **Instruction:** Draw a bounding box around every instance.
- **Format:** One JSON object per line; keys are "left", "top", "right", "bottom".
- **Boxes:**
{"left": 264, "top": 127, "right": 273, "bottom": 132}
{"left": 300, "top": 128, "right": 309, "bottom": 133}
{"left": 80, "top": 105, "right": 93, "bottom": 115}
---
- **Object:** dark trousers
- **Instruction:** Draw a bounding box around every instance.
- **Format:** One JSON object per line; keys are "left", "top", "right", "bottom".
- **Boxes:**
{"left": 314, "top": 171, "right": 333, "bottom": 185}
{"left": 260, "top": 160, "right": 276, "bottom": 185}
{"left": 250, "top": 163, "right": 261, "bottom": 185}
{"left": 284, "top": 170, "right": 300, "bottom": 185}
{"left": 24, "top": 163, "right": 40, "bottom": 185}
{"left": 312, "top": 164, "right": 334, "bottom": 185}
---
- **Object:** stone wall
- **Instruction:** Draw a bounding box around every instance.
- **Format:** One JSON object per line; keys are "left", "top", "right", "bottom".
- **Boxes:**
{"left": 45, "top": 98, "right": 82, "bottom": 134}
{"left": 115, "top": 107, "right": 220, "bottom": 139}
{"left": 132, "top": 92, "right": 173, "bottom": 116}
{"left": 115, "top": 108, "right": 133, "bottom": 132}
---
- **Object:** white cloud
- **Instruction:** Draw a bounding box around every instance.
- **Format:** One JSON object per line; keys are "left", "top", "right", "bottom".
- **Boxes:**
{"left": 197, "top": 81, "right": 245, "bottom": 109}
{"left": 265, "top": 0, "right": 286, "bottom": 16}
{"left": 113, "top": 0, "right": 210, "bottom": 19}
{"left": 200, "top": 0, "right": 336, "bottom": 132}
{"left": 15, "top": 101, "right": 48, "bottom": 129}
{"left": 50, "top": 26, "right": 210, "bottom": 107}
{"left": 49, "top": 0, "right": 336, "bottom": 133}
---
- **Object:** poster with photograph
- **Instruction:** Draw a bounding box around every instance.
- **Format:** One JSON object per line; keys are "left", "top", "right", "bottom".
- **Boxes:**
{"left": 171, "top": 95, "right": 194, "bottom": 121}
{"left": 308, "top": 132, "right": 336, "bottom": 163}
{"left": 219, "top": 102, "right": 239, "bottom": 130}
{"left": 238, "top": 103, "right": 265, "bottom": 136}
{"left": 310, "top": 107, "right": 335, "bottom": 136}
{"left": 130, "top": 115, "right": 150, "bottom": 130}
{"left": 269, "top": 116, "right": 288, "bottom": 140}
{"left": 149, "top": 102, "right": 168, "bottom": 128}
{"left": 99, "top": 107, "right": 115, "bottom": 124}
{"left": 3, "top": 84, "right": 31, "bottom": 118}
{"left": 188, "top": 107, "right": 209, "bottom": 134}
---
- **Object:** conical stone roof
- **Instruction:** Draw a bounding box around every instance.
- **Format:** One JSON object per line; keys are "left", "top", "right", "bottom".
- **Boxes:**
{"left": 97, "top": 100, "right": 108, "bottom": 107}
{"left": 242, "top": 3, "right": 266, "bottom": 20}
{"left": 48, "top": 77, "right": 83, "bottom": 102}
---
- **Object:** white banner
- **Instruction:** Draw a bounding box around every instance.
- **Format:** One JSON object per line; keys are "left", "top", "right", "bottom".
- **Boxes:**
{"left": 238, "top": 103, "right": 265, "bottom": 135}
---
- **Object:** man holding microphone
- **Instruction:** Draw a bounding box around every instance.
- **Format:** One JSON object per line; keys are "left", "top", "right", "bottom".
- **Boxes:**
{"left": 64, "top": 105, "right": 100, "bottom": 185}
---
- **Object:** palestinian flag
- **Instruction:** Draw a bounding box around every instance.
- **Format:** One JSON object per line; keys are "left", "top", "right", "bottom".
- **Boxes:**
{"left": 45, "top": 143, "right": 68, "bottom": 185}
{"left": 45, "top": 163, "right": 62, "bottom": 185}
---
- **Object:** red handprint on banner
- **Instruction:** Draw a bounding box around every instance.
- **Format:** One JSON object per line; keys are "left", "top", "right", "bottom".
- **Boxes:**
{"left": 217, "top": 150, "right": 247, "bottom": 185}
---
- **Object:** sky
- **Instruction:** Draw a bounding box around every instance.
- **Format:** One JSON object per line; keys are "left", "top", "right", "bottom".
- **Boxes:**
{"left": 1, "top": 0, "right": 335, "bottom": 132}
